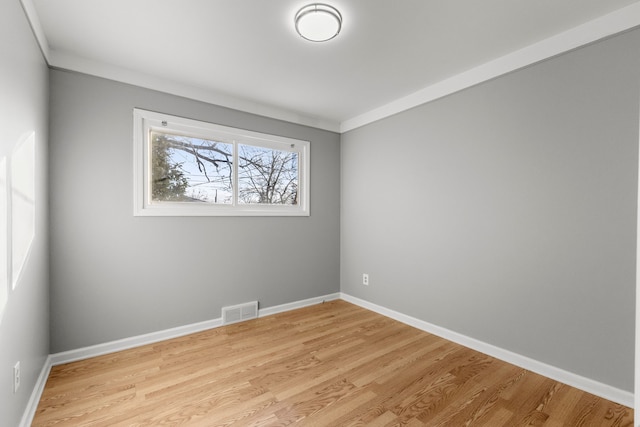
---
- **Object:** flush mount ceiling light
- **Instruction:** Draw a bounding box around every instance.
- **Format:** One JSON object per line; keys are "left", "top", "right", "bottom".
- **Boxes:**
{"left": 295, "top": 3, "right": 342, "bottom": 42}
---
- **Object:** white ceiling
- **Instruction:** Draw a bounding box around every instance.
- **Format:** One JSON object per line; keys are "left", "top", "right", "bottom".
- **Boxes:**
{"left": 24, "top": 0, "right": 640, "bottom": 132}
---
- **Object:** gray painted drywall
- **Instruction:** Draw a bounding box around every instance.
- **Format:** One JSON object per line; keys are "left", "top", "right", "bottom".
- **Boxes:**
{"left": 49, "top": 70, "right": 340, "bottom": 353}
{"left": 0, "top": 0, "right": 50, "bottom": 425}
{"left": 341, "top": 29, "right": 639, "bottom": 392}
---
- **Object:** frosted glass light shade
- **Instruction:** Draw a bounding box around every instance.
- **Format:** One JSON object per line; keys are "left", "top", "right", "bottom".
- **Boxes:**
{"left": 295, "top": 4, "right": 342, "bottom": 42}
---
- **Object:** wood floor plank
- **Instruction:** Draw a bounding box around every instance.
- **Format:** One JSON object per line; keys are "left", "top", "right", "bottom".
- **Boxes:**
{"left": 32, "top": 300, "right": 634, "bottom": 426}
{"left": 424, "top": 363, "right": 524, "bottom": 426}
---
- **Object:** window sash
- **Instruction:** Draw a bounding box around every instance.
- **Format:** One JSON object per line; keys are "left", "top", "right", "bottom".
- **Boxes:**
{"left": 133, "top": 109, "right": 310, "bottom": 216}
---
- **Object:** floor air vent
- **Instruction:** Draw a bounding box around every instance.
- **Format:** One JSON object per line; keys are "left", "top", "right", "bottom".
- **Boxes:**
{"left": 222, "top": 301, "right": 258, "bottom": 325}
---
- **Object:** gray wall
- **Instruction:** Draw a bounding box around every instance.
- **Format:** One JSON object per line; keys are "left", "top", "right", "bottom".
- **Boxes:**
{"left": 49, "top": 70, "right": 340, "bottom": 353}
{"left": 341, "top": 29, "right": 639, "bottom": 392}
{"left": 0, "top": 1, "right": 50, "bottom": 425}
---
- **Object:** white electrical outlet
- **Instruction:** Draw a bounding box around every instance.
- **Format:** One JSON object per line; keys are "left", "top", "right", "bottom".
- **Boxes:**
{"left": 362, "top": 273, "right": 369, "bottom": 286}
{"left": 13, "top": 361, "right": 20, "bottom": 393}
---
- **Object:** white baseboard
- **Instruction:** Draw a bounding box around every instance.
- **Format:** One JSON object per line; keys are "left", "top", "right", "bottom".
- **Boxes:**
{"left": 258, "top": 293, "right": 341, "bottom": 317}
{"left": 48, "top": 292, "right": 341, "bottom": 367}
{"left": 20, "top": 290, "right": 631, "bottom": 426}
{"left": 340, "top": 292, "right": 634, "bottom": 408}
{"left": 49, "top": 317, "right": 224, "bottom": 366}
{"left": 20, "top": 292, "right": 341, "bottom": 425}
{"left": 19, "top": 355, "right": 52, "bottom": 427}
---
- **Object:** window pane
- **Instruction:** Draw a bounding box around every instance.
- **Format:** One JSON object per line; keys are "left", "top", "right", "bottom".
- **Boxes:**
{"left": 238, "top": 144, "right": 299, "bottom": 205}
{"left": 135, "top": 109, "right": 309, "bottom": 216}
{"left": 151, "top": 132, "right": 233, "bottom": 204}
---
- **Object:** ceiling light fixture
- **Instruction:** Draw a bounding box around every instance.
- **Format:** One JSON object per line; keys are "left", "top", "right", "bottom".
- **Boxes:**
{"left": 295, "top": 3, "right": 342, "bottom": 42}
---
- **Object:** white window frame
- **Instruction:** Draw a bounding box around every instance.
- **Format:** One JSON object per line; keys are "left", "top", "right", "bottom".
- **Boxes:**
{"left": 133, "top": 109, "right": 310, "bottom": 216}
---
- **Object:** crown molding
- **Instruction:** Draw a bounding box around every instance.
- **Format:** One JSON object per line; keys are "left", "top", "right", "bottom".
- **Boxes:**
{"left": 50, "top": 50, "right": 341, "bottom": 132}
{"left": 19, "top": 0, "right": 51, "bottom": 64}
{"left": 19, "top": 0, "right": 640, "bottom": 134}
{"left": 19, "top": 0, "right": 340, "bottom": 133}
{"left": 340, "top": 2, "right": 640, "bottom": 133}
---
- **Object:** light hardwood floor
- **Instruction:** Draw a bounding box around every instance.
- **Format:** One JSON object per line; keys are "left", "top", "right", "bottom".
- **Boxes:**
{"left": 33, "top": 300, "right": 633, "bottom": 426}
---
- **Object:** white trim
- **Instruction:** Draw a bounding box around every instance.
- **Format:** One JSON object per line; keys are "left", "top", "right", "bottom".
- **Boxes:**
{"left": 19, "top": 1, "right": 640, "bottom": 134}
{"left": 49, "top": 51, "right": 340, "bottom": 133}
{"left": 49, "top": 316, "right": 223, "bottom": 366}
{"left": 340, "top": 292, "right": 634, "bottom": 408}
{"left": 19, "top": 355, "right": 52, "bottom": 427}
{"left": 340, "top": 2, "right": 640, "bottom": 133}
{"left": 133, "top": 108, "right": 310, "bottom": 217}
{"left": 19, "top": 0, "right": 51, "bottom": 64}
{"left": 21, "top": 317, "right": 223, "bottom": 426}
{"left": 18, "top": 290, "right": 631, "bottom": 426}
{"left": 19, "top": 292, "right": 340, "bottom": 425}
{"left": 47, "top": 291, "right": 341, "bottom": 366}
{"left": 258, "top": 293, "right": 341, "bottom": 317}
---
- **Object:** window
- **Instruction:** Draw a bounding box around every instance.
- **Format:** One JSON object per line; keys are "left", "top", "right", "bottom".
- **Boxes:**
{"left": 133, "top": 109, "right": 310, "bottom": 216}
